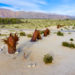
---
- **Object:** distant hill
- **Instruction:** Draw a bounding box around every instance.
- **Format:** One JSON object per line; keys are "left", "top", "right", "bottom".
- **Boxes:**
{"left": 0, "top": 8, "right": 73, "bottom": 19}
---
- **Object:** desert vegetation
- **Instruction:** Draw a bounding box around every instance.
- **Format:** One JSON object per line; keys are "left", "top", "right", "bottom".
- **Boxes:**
{"left": 20, "top": 32, "right": 26, "bottom": 36}
{"left": 43, "top": 54, "right": 53, "bottom": 64}
{"left": 27, "top": 34, "right": 33, "bottom": 38}
{"left": 57, "top": 31, "right": 64, "bottom": 36}
{"left": 62, "top": 42, "right": 75, "bottom": 48}
{"left": 0, "top": 18, "right": 75, "bottom": 75}
{"left": 0, "top": 18, "right": 23, "bottom": 24}
{"left": 40, "top": 30, "right": 44, "bottom": 34}
{"left": 0, "top": 19, "right": 75, "bottom": 29}
{"left": 70, "top": 38, "right": 74, "bottom": 41}
{"left": 57, "top": 24, "right": 64, "bottom": 29}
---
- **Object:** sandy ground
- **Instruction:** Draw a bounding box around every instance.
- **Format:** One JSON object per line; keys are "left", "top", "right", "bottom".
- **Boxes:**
{"left": 0, "top": 26, "right": 75, "bottom": 75}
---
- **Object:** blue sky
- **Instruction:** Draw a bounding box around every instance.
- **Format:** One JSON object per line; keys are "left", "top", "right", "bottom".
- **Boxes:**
{"left": 0, "top": 0, "right": 75, "bottom": 16}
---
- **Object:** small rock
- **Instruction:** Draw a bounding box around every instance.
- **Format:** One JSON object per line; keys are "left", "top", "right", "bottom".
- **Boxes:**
{"left": 32, "top": 64, "right": 36, "bottom": 68}
{"left": 0, "top": 48, "right": 2, "bottom": 51}
{"left": 27, "top": 64, "right": 32, "bottom": 68}
{"left": 15, "top": 51, "right": 19, "bottom": 54}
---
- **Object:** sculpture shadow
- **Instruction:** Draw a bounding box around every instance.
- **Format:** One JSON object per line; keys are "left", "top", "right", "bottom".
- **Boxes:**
{"left": 17, "top": 40, "right": 37, "bottom": 59}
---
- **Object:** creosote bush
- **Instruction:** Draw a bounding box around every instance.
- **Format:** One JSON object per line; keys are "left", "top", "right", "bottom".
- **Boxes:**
{"left": 70, "top": 38, "right": 74, "bottom": 41}
{"left": 62, "top": 42, "right": 75, "bottom": 48}
{"left": 20, "top": 32, "right": 26, "bottom": 36}
{"left": 40, "top": 30, "right": 44, "bottom": 34}
{"left": 57, "top": 31, "right": 64, "bottom": 36}
{"left": 43, "top": 54, "right": 53, "bottom": 64}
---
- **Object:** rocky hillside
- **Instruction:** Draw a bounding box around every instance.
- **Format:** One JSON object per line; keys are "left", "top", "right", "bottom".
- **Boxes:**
{"left": 0, "top": 8, "right": 72, "bottom": 19}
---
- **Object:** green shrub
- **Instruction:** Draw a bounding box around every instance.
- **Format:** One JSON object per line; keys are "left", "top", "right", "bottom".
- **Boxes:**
{"left": 0, "top": 18, "right": 23, "bottom": 24}
{"left": 43, "top": 54, "right": 53, "bottom": 64}
{"left": 40, "top": 30, "right": 44, "bottom": 34}
{"left": 62, "top": 42, "right": 75, "bottom": 48}
{"left": 27, "top": 34, "right": 32, "bottom": 38}
{"left": 61, "top": 29, "right": 63, "bottom": 31}
{"left": 57, "top": 31, "right": 64, "bottom": 36}
{"left": 69, "top": 43, "right": 75, "bottom": 48}
{"left": 70, "top": 38, "right": 74, "bottom": 41}
{"left": 20, "top": 32, "right": 26, "bottom": 36}
{"left": 62, "top": 42, "right": 69, "bottom": 47}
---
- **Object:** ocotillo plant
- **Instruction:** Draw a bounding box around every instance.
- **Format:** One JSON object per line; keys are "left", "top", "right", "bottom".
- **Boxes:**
{"left": 31, "top": 29, "right": 42, "bottom": 42}
{"left": 3, "top": 33, "right": 19, "bottom": 54}
{"left": 44, "top": 28, "right": 50, "bottom": 36}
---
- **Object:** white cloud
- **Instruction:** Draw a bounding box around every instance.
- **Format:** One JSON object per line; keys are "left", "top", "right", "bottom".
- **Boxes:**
{"left": 49, "top": 4, "right": 75, "bottom": 16}
{"left": 0, "top": 0, "right": 75, "bottom": 16}
{"left": 0, "top": 0, "right": 47, "bottom": 11}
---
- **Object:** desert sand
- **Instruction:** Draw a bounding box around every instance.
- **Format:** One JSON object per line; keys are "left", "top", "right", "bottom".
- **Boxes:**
{"left": 0, "top": 26, "right": 75, "bottom": 75}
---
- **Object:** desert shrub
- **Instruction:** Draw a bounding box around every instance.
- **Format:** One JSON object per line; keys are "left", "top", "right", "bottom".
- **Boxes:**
{"left": 1, "top": 26, "right": 5, "bottom": 28}
{"left": 61, "top": 29, "right": 63, "bottom": 31}
{"left": 70, "top": 38, "right": 74, "bottom": 41}
{"left": 27, "top": 34, "right": 32, "bottom": 38}
{"left": 72, "top": 26, "right": 75, "bottom": 29}
{"left": 57, "top": 31, "right": 64, "bottom": 36}
{"left": 69, "top": 43, "right": 75, "bottom": 48}
{"left": 15, "top": 26, "right": 19, "bottom": 28}
{"left": 62, "top": 42, "right": 75, "bottom": 48}
{"left": 20, "top": 32, "right": 26, "bottom": 36}
{"left": 68, "top": 32, "right": 71, "bottom": 34}
{"left": 43, "top": 54, "right": 53, "bottom": 64}
{"left": 64, "top": 27, "right": 69, "bottom": 30}
{"left": 62, "top": 42, "right": 69, "bottom": 47}
{"left": 40, "top": 30, "right": 44, "bottom": 34}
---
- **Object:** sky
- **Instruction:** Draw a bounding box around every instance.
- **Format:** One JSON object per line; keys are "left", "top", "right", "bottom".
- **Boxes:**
{"left": 0, "top": 0, "right": 75, "bottom": 16}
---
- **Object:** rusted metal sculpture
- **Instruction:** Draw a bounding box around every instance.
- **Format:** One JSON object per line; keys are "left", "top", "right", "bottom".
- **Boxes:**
{"left": 44, "top": 28, "right": 50, "bottom": 36}
{"left": 31, "top": 29, "right": 42, "bottom": 42}
{"left": 3, "top": 33, "right": 19, "bottom": 54}
{"left": 14, "top": 33, "right": 19, "bottom": 42}
{"left": 57, "top": 25, "right": 64, "bottom": 29}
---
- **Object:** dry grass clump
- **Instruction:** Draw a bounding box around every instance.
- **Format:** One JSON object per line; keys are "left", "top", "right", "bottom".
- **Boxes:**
{"left": 20, "top": 32, "right": 26, "bottom": 36}
{"left": 27, "top": 34, "right": 33, "bottom": 38}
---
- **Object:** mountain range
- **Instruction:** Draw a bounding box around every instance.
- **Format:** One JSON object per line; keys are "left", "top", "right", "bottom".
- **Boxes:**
{"left": 0, "top": 8, "right": 74, "bottom": 19}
